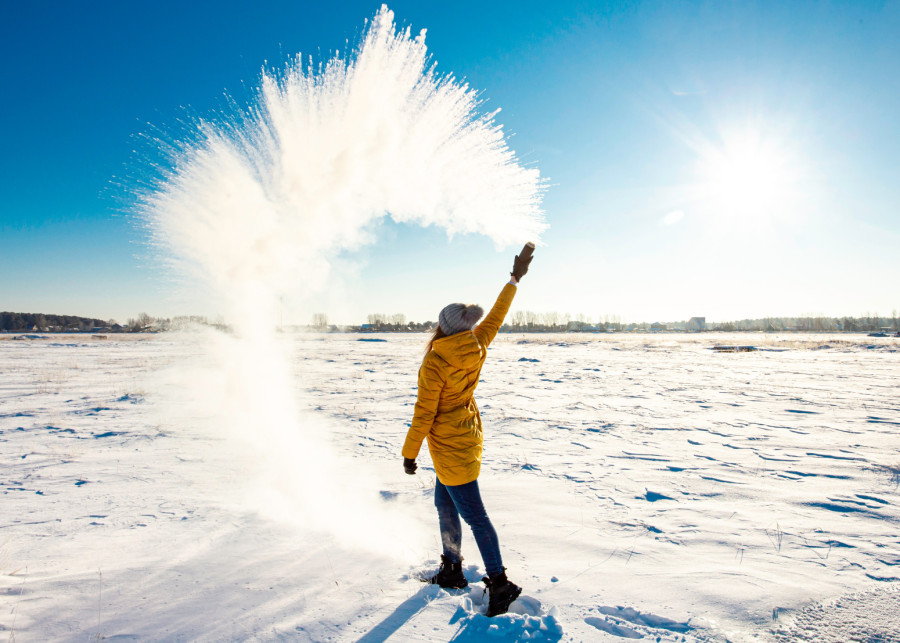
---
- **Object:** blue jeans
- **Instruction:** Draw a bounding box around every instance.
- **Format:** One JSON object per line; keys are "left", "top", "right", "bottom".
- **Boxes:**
{"left": 434, "top": 478, "right": 504, "bottom": 577}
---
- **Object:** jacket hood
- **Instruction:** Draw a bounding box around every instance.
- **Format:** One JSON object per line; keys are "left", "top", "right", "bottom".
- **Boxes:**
{"left": 432, "top": 330, "right": 484, "bottom": 370}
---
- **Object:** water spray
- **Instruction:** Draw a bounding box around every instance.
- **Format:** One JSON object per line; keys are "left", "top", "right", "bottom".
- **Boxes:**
{"left": 138, "top": 5, "right": 547, "bottom": 555}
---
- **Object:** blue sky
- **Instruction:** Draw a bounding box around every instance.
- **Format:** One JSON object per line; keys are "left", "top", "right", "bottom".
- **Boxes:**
{"left": 2, "top": 1, "right": 898, "bottom": 324}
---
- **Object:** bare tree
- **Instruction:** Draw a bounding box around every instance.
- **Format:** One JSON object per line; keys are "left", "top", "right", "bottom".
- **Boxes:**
{"left": 128, "top": 312, "right": 154, "bottom": 332}
{"left": 511, "top": 310, "right": 526, "bottom": 330}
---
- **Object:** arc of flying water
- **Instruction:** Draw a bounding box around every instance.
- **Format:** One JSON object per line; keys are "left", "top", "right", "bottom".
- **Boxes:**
{"left": 135, "top": 5, "right": 547, "bottom": 553}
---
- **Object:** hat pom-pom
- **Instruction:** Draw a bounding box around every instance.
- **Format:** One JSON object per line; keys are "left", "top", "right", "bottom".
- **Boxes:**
{"left": 463, "top": 305, "right": 484, "bottom": 327}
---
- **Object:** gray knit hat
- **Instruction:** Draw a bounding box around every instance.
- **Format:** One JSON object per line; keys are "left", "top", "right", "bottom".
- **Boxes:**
{"left": 439, "top": 303, "right": 484, "bottom": 336}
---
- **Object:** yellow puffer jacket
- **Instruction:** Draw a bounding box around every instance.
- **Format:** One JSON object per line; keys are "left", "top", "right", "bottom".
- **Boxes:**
{"left": 402, "top": 282, "right": 517, "bottom": 486}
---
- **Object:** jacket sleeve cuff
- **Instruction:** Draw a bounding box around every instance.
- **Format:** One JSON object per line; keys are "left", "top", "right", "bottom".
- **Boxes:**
{"left": 402, "top": 439, "right": 422, "bottom": 460}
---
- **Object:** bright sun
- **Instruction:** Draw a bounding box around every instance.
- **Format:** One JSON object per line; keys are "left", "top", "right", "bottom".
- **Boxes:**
{"left": 695, "top": 128, "right": 803, "bottom": 221}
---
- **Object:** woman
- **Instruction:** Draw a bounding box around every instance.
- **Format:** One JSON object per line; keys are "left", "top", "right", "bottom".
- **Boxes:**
{"left": 401, "top": 246, "right": 533, "bottom": 617}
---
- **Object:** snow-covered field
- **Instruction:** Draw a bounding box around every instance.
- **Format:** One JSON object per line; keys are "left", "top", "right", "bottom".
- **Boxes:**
{"left": 2, "top": 332, "right": 899, "bottom": 641}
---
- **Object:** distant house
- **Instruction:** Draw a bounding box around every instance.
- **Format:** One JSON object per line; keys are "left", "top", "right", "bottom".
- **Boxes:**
{"left": 650, "top": 322, "right": 667, "bottom": 332}
{"left": 686, "top": 317, "right": 706, "bottom": 332}
{"left": 566, "top": 320, "right": 598, "bottom": 332}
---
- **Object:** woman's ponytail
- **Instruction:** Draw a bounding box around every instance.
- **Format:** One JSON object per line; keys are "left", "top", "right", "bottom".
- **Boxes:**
{"left": 425, "top": 325, "right": 447, "bottom": 354}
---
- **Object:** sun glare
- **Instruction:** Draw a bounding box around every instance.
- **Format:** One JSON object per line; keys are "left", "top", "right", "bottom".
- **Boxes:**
{"left": 695, "top": 128, "right": 803, "bottom": 221}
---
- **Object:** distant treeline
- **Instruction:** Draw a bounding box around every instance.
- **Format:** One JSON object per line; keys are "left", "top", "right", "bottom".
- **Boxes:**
{"left": 5, "top": 310, "right": 899, "bottom": 334}
{"left": 1, "top": 312, "right": 108, "bottom": 332}
{"left": 328, "top": 311, "right": 900, "bottom": 333}
{"left": 703, "top": 315, "right": 898, "bottom": 333}
{"left": 1, "top": 312, "right": 226, "bottom": 333}
{"left": 499, "top": 313, "right": 900, "bottom": 333}
{"left": 124, "top": 313, "right": 228, "bottom": 332}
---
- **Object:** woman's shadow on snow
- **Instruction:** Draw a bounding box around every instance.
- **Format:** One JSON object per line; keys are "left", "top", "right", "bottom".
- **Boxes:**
{"left": 356, "top": 584, "right": 451, "bottom": 643}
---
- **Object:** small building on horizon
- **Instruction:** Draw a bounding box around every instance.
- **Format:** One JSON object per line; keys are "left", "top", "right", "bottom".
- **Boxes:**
{"left": 687, "top": 317, "right": 706, "bottom": 332}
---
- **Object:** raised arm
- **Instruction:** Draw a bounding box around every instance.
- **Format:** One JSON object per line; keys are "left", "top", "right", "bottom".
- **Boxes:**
{"left": 474, "top": 243, "right": 534, "bottom": 348}
{"left": 474, "top": 282, "right": 517, "bottom": 348}
{"left": 402, "top": 354, "right": 444, "bottom": 460}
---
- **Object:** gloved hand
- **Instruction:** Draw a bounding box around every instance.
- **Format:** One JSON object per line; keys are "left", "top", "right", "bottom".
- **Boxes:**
{"left": 511, "top": 243, "right": 534, "bottom": 281}
{"left": 403, "top": 457, "right": 418, "bottom": 475}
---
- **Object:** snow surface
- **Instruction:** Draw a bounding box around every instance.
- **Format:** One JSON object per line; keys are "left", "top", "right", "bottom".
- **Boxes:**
{"left": 2, "top": 332, "right": 899, "bottom": 641}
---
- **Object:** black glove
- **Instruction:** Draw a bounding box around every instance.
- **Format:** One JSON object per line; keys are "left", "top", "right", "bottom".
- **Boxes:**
{"left": 511, "top": 243, "right": 534, "bottom": 281}
{"left": 403, "top": 457, "right": 417, "bottom": 475}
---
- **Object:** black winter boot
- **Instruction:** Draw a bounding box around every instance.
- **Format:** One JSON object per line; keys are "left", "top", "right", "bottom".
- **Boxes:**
{"left": 430, "top": 555, "right": 468, "bottom": 589}
{"left": 482, "top": 570, "right": 522, "bottom": 617}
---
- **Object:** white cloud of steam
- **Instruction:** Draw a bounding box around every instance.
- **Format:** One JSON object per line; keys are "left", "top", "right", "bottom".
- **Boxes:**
{"left": 136, "top": 6, "right": 545, "bottom": 557}
{"left": 140, "top": 6, "right": 545, "bottom": 333}
{"left": 145, "top": 327, "right": 428, "bottom": 559}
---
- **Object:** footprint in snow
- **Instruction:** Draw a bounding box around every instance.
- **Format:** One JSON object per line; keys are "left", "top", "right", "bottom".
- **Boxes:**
{"left": 586, "top": 605, "right": 692, "bottom": 639}
{"left": 585, "top": 616, "right": 643, "bottom": 639}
